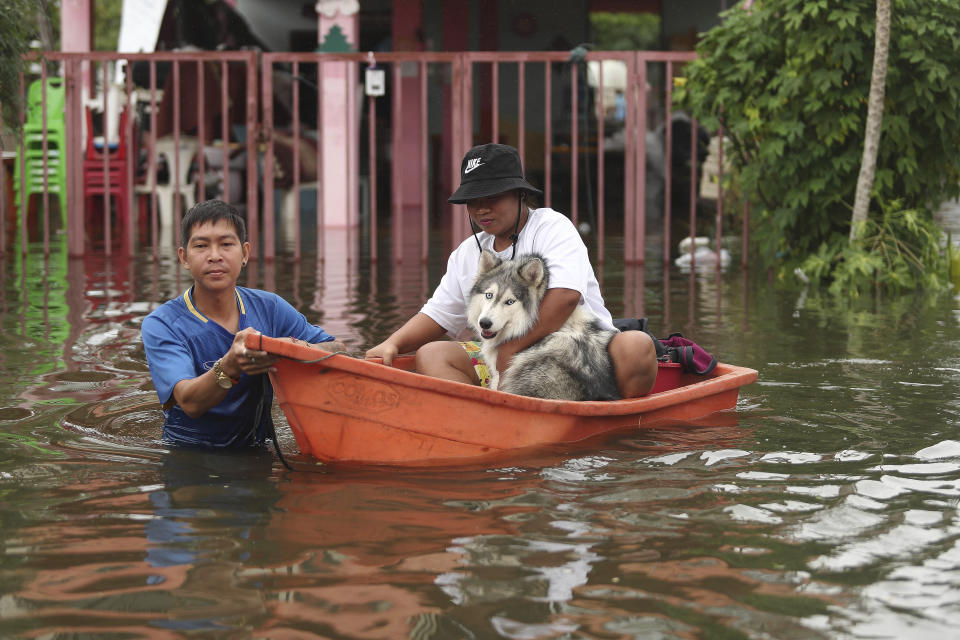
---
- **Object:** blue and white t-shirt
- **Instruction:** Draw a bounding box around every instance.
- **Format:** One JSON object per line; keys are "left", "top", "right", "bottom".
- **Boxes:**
{"left": 142, "top": 286, "right": 335, "bottom": 447}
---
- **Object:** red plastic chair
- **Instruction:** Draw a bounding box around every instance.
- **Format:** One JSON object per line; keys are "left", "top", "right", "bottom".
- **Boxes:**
{"left": 83, "top": 107, "right": 133, "bottom": 229}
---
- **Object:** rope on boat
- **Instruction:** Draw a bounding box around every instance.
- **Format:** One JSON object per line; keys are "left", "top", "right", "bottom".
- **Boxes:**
{"left": 290, "top": 350, "right": 350, "bottom": 364}
{"left": 269, "top": 348, "right": 350, "bottom": 471}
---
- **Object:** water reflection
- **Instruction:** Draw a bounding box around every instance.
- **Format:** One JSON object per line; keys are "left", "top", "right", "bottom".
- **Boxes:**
{"left": 1, "top": 229, "right": 960, "bottom": 637}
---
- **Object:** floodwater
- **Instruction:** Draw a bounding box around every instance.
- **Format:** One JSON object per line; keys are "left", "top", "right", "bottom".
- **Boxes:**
{"left": 2, "top": 221, "right": 960, "bottom": 639}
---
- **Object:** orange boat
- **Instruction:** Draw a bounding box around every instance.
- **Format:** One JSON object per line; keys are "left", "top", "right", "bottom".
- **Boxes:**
{"left": 247, "top": 334, "right": 758, "bottom": 466}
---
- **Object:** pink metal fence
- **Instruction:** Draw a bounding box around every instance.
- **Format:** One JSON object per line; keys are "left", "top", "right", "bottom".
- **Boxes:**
{"left": 257, "top": 50, "right": 739, "bottom": 266}
{"left": 7, "top": 49, "right": 746, "bottom": 268}
{"left": 12, "top": 51, "right": 258, "bottom": 258}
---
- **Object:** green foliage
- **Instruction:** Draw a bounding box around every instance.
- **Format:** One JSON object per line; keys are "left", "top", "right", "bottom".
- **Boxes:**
{"left": 799, "top": 202, "right": 949, "bottom": 295}
{"left": 0, "top": 0, "right": 37, "bottom": 129}
{"left": 590, "top": 12, "right": 661, "bottom": 50}
{"left": 94, "top": 0, "right": 123, "bottom": 51}
{"left": 676, "top": 0, "right": 960, "bottom": 288}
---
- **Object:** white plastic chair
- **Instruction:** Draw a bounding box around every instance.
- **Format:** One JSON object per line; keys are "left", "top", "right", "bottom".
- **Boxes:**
{"left": 135, "top": 136, "right": 198, "bottom": 231}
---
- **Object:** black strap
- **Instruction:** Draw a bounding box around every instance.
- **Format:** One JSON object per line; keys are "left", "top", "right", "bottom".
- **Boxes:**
{"left": 263, "top": 349, "right": 346, "bottom": 472}
{"left": 612, "top": 317, "right": 667, "bottom": 359}
{"left": 247, "top": 373, "right": 293, "bottom": 471}
{"left": 612, "top": 317, "right": 648, "bottom": 333}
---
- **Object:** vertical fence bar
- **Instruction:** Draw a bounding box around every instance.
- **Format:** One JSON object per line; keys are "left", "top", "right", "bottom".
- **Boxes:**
{"left": 420, "top": 59, "right": 428, "bottom": 263}
{"left": 662, "top": 259, "right": 671, "bottom": 329}
{"left": 245, "top": 53, "right": 259, "bottom": 258}
{"left": 315, "top": 59, "right": 324, "bottom": 259}
{"left": 125, "top": 58, "right": 135, "bottom": 254}
{"left": 570, "top": 63, "right": 578, "bottom": 227}
{"left": 742, "top": 201, "right": 750, "bottom": 268}
{"left": 689, "top": 115, "right": 698, "bottom": 270}
{"left": 41, "top": 63, "right": 50, "bottom": 254}
{"left": 221, "top": 60, "right": 230, "bottom": 204}
{"left": 663, "top": 60, "right": 673, "bottom": 265}
{"left": 716, "top": 126, "right": 724, "bottom": 269}
{"left": 392, "top": 63, "right": 402, "bottom": 263}
{"left": 173, "top": 59, "right": 182, "bottom": 242}
{"left": 491, "top": 61, "right": 499, "bottom": 142}
{"left": 261, "top": 56, "right": 275, "bottom": 260}
{"left": 624, "top": 54, "right": 647, "bottom": 264}
{"left": 596, "top": 58, "right": 605, "bottom": 264}
{"left": 65, "top": 59, "right": 85, "bottom": 257}
{"left": 452, "top": 55, "right": 463, "bottom": 245}
{"left": 18, "top": 72, "right": 26, "bottom": 254}
{"left": 464, "top": 57, "right": 475, "bottom": 242}
{"left": 368, "top": 80, "right": 378, "bottom": 262}
{"left": 292, "top": 59, "right": 301, "bottom": 261}
{"left": 449, "top": 56, "right": 463, "bottom": 245}
{"left": 518, "top": 60, "right": 525, "bottom": 162}
{"left": 346, "top": 60, "right": 355, "bottom": 263}
{"left": 544, "top": 61, "right": 551, "bottom": 209}
{"left": 102, "top": 61, "right": 112, "bottom": 255}
{"left": 197, "top": 60, "right": 206, "bottom": 200}
{"left": 636, "top": 58, "right": 648, "bottom": 265}
{"left": 454, "top": 56, "right": 465, "bottom": 244}
{"left": 148, "top": 60, "right": 158, "bottom": 252}
{"left": 623, "top": 59, "right": 635, "bottom": 265}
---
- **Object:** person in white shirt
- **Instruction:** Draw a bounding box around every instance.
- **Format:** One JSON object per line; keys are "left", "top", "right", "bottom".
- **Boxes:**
{"left": 365, "top": 143, "right": 657, "bottom": 398}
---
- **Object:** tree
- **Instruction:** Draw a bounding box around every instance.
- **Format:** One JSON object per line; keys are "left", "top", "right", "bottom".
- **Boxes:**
{"left": 93, "top": 0, "right": 122, "bottom": 51}
{"left": 590, "top": 12, "right": 661, "bottom": 51}
{"left": 0, "top": 0, "right": 39, "bottom": 129}
{"left": 850, "top": 0, "right": 891, "bottom": 242}
{"left": 676, "top": 0, "right": 960, "bottom": 293}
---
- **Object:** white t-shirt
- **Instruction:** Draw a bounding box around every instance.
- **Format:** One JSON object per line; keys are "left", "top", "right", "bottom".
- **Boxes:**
{"left": 421, "top": 207, "right": 615, "bottom": 338}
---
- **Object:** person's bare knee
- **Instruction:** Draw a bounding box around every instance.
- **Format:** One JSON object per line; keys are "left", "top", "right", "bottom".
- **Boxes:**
{"left": 609, "top": 331, "right": 658, "bottom": 398}
{"left": 413, "top": 341, "right": 451, "bottom": 376}
{"left": 415, "top": 341, "right": 478, "bottom": 384}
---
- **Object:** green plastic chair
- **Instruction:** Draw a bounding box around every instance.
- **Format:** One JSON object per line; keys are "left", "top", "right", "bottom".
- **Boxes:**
{"left": 26, "top": 77, "right": 66, "bottom": 122}
{"left": 15, "top": 78, "right": 68, "bottom": 221}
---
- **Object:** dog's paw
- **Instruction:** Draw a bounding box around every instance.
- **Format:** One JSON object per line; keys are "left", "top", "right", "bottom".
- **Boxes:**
{"left": 488, "top": 369, "right": 500, "bottom": 391}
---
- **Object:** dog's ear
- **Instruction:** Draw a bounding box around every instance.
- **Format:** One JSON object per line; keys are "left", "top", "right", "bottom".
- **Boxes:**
{"left": 477, "top": 249, "right": 501, "bottom": 274}
{"left": 518, "top": 256, "right": 546, "bottom": 287}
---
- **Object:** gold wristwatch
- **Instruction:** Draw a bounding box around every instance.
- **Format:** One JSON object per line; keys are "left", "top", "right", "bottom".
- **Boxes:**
{"left": 212, "top": 359, "right": 236, "bottom": 389}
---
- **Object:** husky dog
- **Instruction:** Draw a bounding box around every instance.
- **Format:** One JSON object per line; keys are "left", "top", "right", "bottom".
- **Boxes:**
{"left": 467, "top": 250, "right": 621, "bottom": 400}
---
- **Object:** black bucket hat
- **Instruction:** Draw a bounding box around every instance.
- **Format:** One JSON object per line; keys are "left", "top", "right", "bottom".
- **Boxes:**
{"left": 448, "top": 143, "right": 543, "bottom": 204}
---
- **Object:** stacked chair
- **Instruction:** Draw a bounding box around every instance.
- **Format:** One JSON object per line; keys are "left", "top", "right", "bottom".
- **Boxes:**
{"left": 14, "top": 77, "right": 68, "bottom": 224}
{"left": 83, "top": 106, "right": 133, "bottom": 231}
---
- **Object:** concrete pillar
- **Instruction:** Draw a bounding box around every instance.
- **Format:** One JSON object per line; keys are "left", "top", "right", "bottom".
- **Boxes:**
{"left": 316, "top": 0, "right": 360, "bottom": 229}
{"left": 392, "top": 4, "right": 425, "bottom": 210}
{"left": 60, "top": 0, "right": 93, "bottom": 97}
{"left": 442, "top": 1, "right": 469, "bottom": 246}
{"left": 60, "top": 0, "right": 92, "bottom": 52}
{"left": 390, "top": 0, "right": 425, "bottom": 261}
{"left": 60, "top": 1, "right": 92, "bottom": 256}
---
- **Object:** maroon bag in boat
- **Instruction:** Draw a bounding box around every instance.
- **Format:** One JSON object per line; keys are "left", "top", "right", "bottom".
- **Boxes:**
{"left": 660, "top": 333, "right": 718, "bottom": 375}
{"left": 612, "top": 319, "right": 717, "bottom": 375}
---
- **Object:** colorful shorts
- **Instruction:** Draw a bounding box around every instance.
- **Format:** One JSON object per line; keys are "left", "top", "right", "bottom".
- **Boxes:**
{"left": 458, "top": 340, "right": 491, "bottom": 388}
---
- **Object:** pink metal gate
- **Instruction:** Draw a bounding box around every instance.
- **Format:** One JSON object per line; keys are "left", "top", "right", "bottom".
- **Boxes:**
{"left": 10, "top": 51, "right": 259, "bottom": 258}
{"left": 7, "top": 49, "right": 742, "bottom": 269}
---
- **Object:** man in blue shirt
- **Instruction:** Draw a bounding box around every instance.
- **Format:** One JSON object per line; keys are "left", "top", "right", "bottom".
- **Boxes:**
{"left": 142, "top": 199, "right": 343, "bottom": 447}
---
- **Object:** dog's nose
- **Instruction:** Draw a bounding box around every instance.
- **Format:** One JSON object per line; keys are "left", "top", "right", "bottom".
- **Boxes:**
{"left": 479, "top": 318, "right": 491, "bottom": 330}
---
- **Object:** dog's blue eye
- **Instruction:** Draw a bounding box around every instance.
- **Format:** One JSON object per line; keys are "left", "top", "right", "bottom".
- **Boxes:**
{"left": 505, "top": 299, "right": 515, "bottom": 305}
{"left": 485, "top": 292, "right": 493, "bottom": 299}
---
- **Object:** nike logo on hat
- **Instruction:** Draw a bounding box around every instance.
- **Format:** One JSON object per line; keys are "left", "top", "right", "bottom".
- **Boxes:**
{"left": 464, "top": 158, "right": 484, "bottom": 174}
